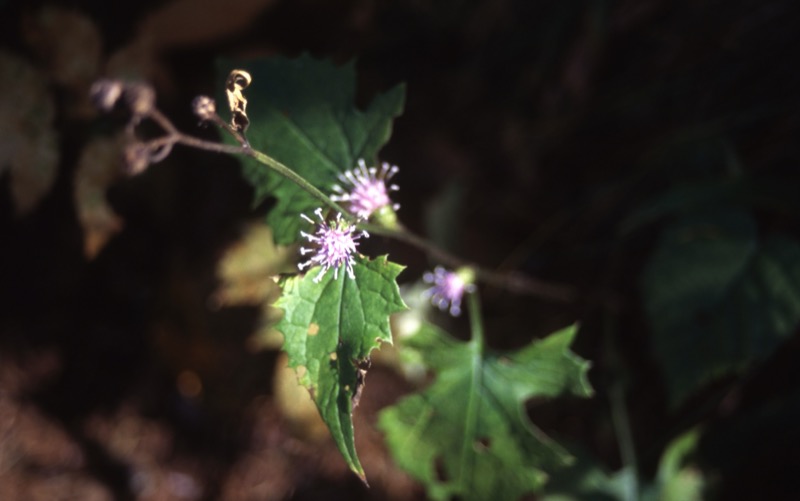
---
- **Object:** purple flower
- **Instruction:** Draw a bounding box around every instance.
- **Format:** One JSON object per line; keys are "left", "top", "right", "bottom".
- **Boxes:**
{"left": 331, "top": 159, "right": 400, "bottom": 220}
{"left": 298, "top": 208, "right": 368, "bottom": 282}
{"left": 422, "top": 266, "right": 476, "bottom": 317}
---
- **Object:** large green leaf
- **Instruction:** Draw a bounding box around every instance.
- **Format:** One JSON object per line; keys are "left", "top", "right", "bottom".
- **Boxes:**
{"left": 275, "top": 256, "right": 406, "bottom": 479}
{"left": 378, "top": 323, "right": 593, "bottom": 501}
{"left": 217, "top": 54, "right": 405, "bottom": 244}
{"left": 641, "top": 209, "right": 800, "bottom": 404}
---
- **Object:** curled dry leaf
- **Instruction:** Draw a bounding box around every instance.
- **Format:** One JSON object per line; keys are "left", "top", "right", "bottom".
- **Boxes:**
{"left": 0, "top": 51, "right": 59, "bottom": 216}
{"left": 74, "top": 136, "right": 125, "bottom": 258}
{"left": 226, "top": 69, "right": 252, "bottom": 134}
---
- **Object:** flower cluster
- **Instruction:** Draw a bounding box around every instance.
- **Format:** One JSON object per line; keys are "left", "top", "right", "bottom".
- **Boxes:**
{"left": 422, "top": 266, "right": 477, "bottom": 317}
{"left": 331, "top": 159, "right": 400, "bottom": 220}
{"left": 298, "top": 208, "right": 368, "bottom": 282}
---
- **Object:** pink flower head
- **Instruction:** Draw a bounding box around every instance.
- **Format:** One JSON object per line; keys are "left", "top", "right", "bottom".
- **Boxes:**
{"left": 422, "top": 266, "right": 477, "bottom": 317}
{"left": 331, "top": 159, "right": 400, "bottom": 220}
{"left": 298, "top": 208, "right": 368, "bottom": 282}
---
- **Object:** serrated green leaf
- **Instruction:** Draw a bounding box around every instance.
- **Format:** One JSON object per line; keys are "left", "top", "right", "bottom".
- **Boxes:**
{"left": 641, "top": 208, "right": 800, "bottom": 404}
{"left": 217, "top": 54, "right": 405, "bottom": 244}
{"left": 378, "top": 323, "right": 593, "bottom": 501}
{"left": 275, "top": 255, "right": 406, "bottom": 479}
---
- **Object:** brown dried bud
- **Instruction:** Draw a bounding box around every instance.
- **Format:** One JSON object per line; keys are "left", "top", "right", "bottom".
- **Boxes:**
{"left": 192, "top": 95, "right": 216, "bottom": 121}
{"left": 90, "top": 79, "right": 124, "bottom": 111}
{"left": 123, "top": 142, "right": 151, "bottom": 175}
{"left": 123, "top": 83, "right": 156, "bottom": 117}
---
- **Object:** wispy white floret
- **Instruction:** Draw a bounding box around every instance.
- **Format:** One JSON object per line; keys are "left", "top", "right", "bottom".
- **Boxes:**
{"left": 298, "top": 208, "right": 368, "bottom": 282}
{"left": 330, "top": 159, "right": 400, "bottom": 220}
{"left": 422, "top": 266, "right": 477, "bottom": 317}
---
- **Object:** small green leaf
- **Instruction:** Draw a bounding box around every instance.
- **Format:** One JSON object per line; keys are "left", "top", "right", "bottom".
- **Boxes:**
{"left": 217, "top": 54, "right": 405, "bottom": 244}
{"left": 542, "top": 429, "right": 704, "bottom": 501}
{"left": 378, "top": 323, "right": 593, "bottom": 501}
{"left": 275, "top": 256, "right": 406, "bottom": 479}
{"left": 642, "top": 208, "right": 800, "bottom": 404}
{"left": 653, "top": 428, "right": 704, "bottom": 501}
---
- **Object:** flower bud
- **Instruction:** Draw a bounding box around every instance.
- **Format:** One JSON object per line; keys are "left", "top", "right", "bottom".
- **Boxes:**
{"left": 123, "top": 83, "right": 156, "bottom": 117}
{"left": 422, "top": 266, "right": 477, "bottom": 316}
{"left": 90, "top": 79, "right": 124, "bottom": 111}
{"left": 124, "top": 142, "right": 151, "bottom": 175}
{"left": 192, "top": 95, "right": 216, "bottom": 121}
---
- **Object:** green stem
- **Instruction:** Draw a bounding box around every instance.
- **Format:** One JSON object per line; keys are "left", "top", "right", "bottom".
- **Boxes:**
{"left": 604, "top": 307, "right": 639, "bottom": 501}
{"left": 245, "top": 148, "right": 351, "bottom": 217}
{"left": 467, "top": 290, "right": 485, "bottom": 349}
{"left": 162, "top": 113, "right": 576, "bottom": 301}
{"left": 610, "top": 383, "right": 639, "bottom": 501}
{"left": 456, "top": 288, "right": 484, "bottom": 486}
{"left": 363, "top": 222, "right": 576, "bottom": 301}
{"left": 151, "top": 106, "right": 350, "bottom": 219}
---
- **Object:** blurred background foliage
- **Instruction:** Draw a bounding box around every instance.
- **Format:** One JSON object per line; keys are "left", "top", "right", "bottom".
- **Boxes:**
{"left": 1, "top": 0, "right": 799, "bottom": 499}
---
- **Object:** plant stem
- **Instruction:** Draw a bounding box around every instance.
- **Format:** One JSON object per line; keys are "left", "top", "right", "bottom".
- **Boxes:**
{"left": 147, "top": 107, "right": 576, "bottom": 301}
{"left": 604, "top": 309, "right": 639, "bottom": 501}
{"left": 150, "top": 110, "right": 351, "bottom": 217}
{"left": 610, "top": 382, "right": 639, "bottom": 501}
{"left": 244, "top": 148, "right": 350, "bottom": 217}
{"left": 363, "top": 222, "right": 576, "bottom": 301}
{"left": 467, "top": 290, "right": 485, "bottom": 349}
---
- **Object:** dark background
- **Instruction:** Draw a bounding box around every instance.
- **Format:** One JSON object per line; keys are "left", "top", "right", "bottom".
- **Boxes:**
{"left": 1, "top": 0, "right": 799, "bottom": 499}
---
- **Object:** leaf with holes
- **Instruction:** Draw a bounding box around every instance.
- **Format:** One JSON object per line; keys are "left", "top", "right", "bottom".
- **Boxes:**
{"left": 275, "top": 255, "right": 406, "bottom": 480}
{"left": 378, "top": 323, "right": 593, "bottom": 500}
{"left": 217, "top": 54, "right": 405, "bottom": 244}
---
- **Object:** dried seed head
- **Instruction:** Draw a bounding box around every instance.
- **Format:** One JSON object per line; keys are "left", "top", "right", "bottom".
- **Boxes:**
{"left": 123, "top": 142, "right": 151, "bottom": 175}
{"left": 192, "top": 95, "right": 217, "bottom": 121}
{"left": 124, "top": 82, "right": 156, "bottom": 117}
{"left": 90, "top": 78, "right": 124, "bottom": 111}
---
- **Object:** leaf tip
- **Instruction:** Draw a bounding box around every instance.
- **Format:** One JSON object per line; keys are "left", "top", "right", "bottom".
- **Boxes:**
{"left": 355, "top": 468, "right": 369, "bottom": 487}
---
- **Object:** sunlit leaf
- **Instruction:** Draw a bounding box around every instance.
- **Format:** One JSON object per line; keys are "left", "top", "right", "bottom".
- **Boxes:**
{"left": 642, "top": 209, "right": 800, "bottom": 404}
{"left": 275, "top": 256, "right": 406, "bottom": 479}
{"left": 217, "top": 54, "right": 405, "bottom": 244}
{"left": 379, "top": 323, "right": 593, "bottom": 500}
{"left": 213, "top": 223, "right": 295, "bottom": 349}
{"left": 273, "top": 352, "right": 329, "bottom": 442}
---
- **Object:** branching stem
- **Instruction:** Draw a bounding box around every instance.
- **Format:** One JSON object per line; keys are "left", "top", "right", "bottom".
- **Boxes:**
{"left": 138, "top": 105, "right": 576, "bottom": 302}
